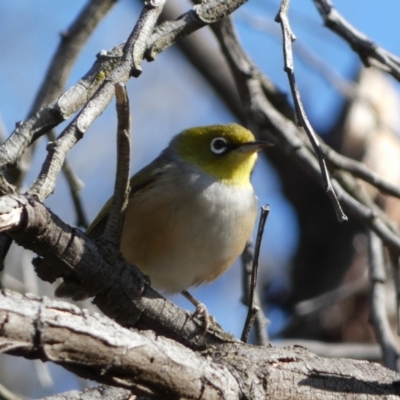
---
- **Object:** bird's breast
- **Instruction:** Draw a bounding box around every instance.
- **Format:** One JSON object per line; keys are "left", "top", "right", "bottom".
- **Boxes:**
{"left": 120, "top": 171, "right": 257, "bottom": 293}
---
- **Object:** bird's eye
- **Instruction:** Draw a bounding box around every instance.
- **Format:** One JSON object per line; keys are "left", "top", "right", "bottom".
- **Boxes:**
{"left": 210, "top": 137, "right": 228, "bottom": 154}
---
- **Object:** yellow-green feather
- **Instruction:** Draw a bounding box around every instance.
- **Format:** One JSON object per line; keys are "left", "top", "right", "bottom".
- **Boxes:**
{"left": 176, "top": 124, "right": 257, "bottom": 187}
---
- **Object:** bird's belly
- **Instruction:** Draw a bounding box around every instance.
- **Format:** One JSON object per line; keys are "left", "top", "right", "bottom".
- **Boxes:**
{"left": 120, "top": 181, "right": 257, "bottom": 293}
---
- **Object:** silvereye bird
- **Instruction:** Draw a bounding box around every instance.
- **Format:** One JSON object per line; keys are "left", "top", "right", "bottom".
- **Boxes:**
{"left": 56, "top": 124, "right": 272, "bottom": 311}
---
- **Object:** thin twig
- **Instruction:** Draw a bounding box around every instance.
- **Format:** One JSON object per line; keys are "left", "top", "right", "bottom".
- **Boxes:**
{"left": 313, "top": 0, "right": 400, "bottom": 83}
{"left": 212, "top": 17, "right": 400, "bottom": 255}
{"left": 47, "top": 129, "right": 89, "bottom": 228}
{"left": 238, "top": 10, "right": 356, "bottom": 101}
{"left": 158, "top": 0, "right": 245, "bottom": 123}
{"left": 31, "top": 0, "right": 117, "bottom": 114}
{"left": 27, "top": 0, "right": 165, "bottom": 201}
{"left": 0, "top": 0, "right": 247, "bottom": 174}
{"left": 145, "top": 0, "right": 247, "bottom": 61}
{"left": 193, "top": 10, "right": 400, "bottom": 202}
{"left": 1, "top": 0, "right": 113, "bottom": 231}
{"left": 0, "top": 45, "right": 122, "bottom": 173}
{"left": 367, "top": 230, "right": 399, "bottom": 371}
{"left": 241, "top": 205, "right": 269, "bottom": 343}
{"left": 240, "top": 242, "right": 269, "bottom": 345}
{"left": 103, "top": 83, "right": 131, "bottom": 244}
{"left": 62, "top": 162, "right": 88, "bottom": 229}
{"left": 275, "top": 0, "right": 347, "bottom": 223}
{"left": 7, "top": 0, "right": 117, "bottom": 189}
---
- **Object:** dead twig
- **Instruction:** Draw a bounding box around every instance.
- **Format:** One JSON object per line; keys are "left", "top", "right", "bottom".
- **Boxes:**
{"left": 103, "top": 83, "right": 131, "bottom": 244}
{"left": 313, "top": 0, "right": 400, "bottom": 82}
{"left": 27, "top": 0, "right": 165, "bottom": 201}
{"left": 275, "top": 0, "right": 347, "bottom": 223}
{"left": 241, "top": 205, "right": 269, "bottom": 343}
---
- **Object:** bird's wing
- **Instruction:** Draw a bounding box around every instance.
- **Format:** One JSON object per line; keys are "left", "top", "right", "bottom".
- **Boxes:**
{"left": 86, "top": 155, "right": 168, "bottom": 239}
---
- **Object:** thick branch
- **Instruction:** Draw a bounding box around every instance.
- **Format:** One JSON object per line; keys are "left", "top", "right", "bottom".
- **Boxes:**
{"left": 1, "top": 289, "right": 400, "bottom": 399}
{"left": 0, "top": 194, "right": 233, "bottom": 349}
{"left": 0, "top": 290, "right": 239, "bottom": 399}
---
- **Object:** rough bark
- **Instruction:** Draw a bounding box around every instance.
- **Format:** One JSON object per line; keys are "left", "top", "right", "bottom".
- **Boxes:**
{"left": 1, "top": 290, "right": 399, "bottom": 399}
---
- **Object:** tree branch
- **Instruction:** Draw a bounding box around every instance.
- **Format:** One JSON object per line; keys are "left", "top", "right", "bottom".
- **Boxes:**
{"left": 27, "top": 0, "right": 165, "bottom": 201}
{"left": 6, "top": 0, "right": 116, "bottom": 186}
{"left": 211, "top": 16, "right": 400, "bottom": 256}
{"left": 0, "top": 290, "right": 239, "bottom": 399}
{"left": 157, "top": 0, "right": 245, "bottom": 123}
{"left": 0, "top": 0, "right": 248, "bottom": 174}
{"left": 275, "top": 0, "right": 346, "bottom": 223}
{"left": 323, "top": 143, "right": 400, "bottom": 199}
{"left": 42, "top": 385, "right": 132, "bottom": 400}
{"left": 241, "top": 205, "right": 269, "bottom": 343}
{"left": 313, "top": 0, "right": 400, "bottom": 82}
{"left": 0, "top": 194, "right": 233, "bottom": 349}
{"left": 145, "top": 0, "right": 247, "bottom": 61}
{"left": 31, "top": 0, "right": 118, "bottom": 115}
{"left": 102, "top": 83, "right": 131, "bottom": 244}
{"left": 1, "top": 289, "right": 400, "bottom": 399}
{"left": 241, "top": 242, "right": 269, "bottom": 346}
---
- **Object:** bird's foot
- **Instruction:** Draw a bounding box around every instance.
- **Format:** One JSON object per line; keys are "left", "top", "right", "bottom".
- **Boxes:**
{"left": 192, "top": 302, "right": 216, "bottom": 336}
{"left": 181, "top": 290, "right": 216, "bottom": 336}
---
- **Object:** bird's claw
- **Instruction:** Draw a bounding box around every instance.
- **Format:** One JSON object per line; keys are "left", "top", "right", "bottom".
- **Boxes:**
{"left": 192, "top": 302, "right": 216, "bottom": 336}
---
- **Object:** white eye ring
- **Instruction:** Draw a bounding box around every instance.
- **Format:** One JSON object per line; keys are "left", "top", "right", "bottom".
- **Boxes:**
{"left": 210, "top": 137, "right": 228, "bottom": 154}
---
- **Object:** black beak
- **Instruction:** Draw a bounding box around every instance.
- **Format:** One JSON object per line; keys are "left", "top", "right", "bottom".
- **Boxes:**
{"left": 237, "top": 140, "right": 274, "bottom": 153}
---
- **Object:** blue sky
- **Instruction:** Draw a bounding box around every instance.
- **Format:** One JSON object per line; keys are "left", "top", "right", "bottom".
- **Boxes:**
{"left": 1, "top": 0, "right": 400, "bottom": 396}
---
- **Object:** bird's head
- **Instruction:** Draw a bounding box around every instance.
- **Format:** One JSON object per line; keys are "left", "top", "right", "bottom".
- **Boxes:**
{"left": 172, "top": 124, "right": 273, "bottom": 186}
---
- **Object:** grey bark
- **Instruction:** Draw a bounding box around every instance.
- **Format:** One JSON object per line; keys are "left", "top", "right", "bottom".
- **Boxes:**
{"left": 1, "top": 290, "right": 399, "bottom": 399}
